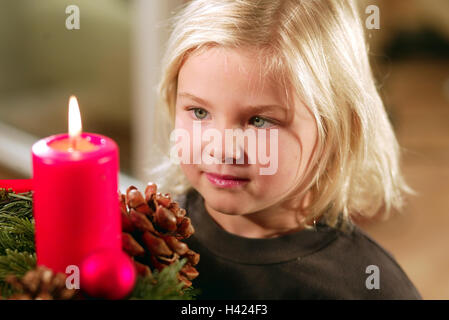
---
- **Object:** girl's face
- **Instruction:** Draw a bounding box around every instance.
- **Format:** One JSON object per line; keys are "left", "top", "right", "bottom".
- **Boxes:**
{"left": 175, "top": 47, "right": 317, "bottom": 216}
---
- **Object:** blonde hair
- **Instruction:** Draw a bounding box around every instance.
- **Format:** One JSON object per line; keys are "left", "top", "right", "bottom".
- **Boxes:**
{"left": 153, "top": 0, "right": 411, "bottom": 230}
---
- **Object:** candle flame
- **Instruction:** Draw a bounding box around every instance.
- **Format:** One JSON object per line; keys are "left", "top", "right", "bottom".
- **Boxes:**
{"left": 68, "top": 96, "right": 82, "bottom": 138}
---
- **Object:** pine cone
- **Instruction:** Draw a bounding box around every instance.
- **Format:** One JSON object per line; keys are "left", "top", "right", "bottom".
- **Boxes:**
{"left": 5, "top": 266, "right": 79, "bottom": 300}
{"left": 121, "top": 183, "right": 199, "bottom": 287}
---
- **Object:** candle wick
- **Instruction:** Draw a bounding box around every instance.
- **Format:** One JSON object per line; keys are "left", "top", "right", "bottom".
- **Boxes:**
{"left": 70, "top": 136, "right": 78, "bottom": 151}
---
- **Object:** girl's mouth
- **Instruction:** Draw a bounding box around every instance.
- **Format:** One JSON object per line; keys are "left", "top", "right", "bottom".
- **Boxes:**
{"left": 204, "top": 172, "right": 250, "bottom": 188}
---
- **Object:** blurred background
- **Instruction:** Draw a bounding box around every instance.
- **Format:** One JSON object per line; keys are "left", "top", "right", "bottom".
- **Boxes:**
{"left": 0, "top": 0, "right": 448, "bottom": 299}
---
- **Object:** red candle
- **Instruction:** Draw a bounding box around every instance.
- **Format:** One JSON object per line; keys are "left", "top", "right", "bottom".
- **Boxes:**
{"left": 31, "top": 96, "right": 121, "bottom": 273}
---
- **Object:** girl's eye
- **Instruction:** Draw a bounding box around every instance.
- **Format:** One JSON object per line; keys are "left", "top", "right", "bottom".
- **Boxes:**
{"left": 191, "top": 108, "right": 209, "bottom": 120}
{"left": 249, "top": 116, "right": 273, "bottom": 128}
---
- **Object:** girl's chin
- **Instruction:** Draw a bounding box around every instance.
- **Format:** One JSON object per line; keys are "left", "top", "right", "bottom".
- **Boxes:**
{"left": 203, "top": 194, "right": 250, "bottom": 215}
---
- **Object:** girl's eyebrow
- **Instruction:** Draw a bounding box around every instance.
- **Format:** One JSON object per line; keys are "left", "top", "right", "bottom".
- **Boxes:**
{"left": 178, "top": 92, "right": 212, "bottom": 107}
{"left": 178, "top": 92, "right": 287, "bottom": 115}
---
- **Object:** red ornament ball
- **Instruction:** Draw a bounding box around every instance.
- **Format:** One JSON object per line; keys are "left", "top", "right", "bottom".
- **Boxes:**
{"left": 80, "top": 248, "right": 136, "bottom": 299}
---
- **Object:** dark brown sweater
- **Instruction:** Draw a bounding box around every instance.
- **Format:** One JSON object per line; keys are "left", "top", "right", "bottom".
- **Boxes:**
{"left": 179, "top": 189, "right": 422, "bottom": 300}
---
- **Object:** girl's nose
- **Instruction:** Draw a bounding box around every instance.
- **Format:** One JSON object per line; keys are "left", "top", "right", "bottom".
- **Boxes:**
{"left": 222, "top": 136, "right": 244, "bottom": 164}
{"left": 207, "top": 125, "right": 247, "bottom": 165}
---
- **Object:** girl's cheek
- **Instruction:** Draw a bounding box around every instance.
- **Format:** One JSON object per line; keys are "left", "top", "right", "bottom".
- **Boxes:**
{"left": 174, "top": 110, "right": 189, "bottom": 130}
{"left": 269, "top": 133, "right": 302, "bottom": 181}
{"left": 253, "top": 128, "right": 282, "bottom": 175}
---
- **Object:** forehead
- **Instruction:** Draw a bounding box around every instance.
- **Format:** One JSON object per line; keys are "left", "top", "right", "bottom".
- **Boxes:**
{"left": 177, "top": 46, "right": 288, "bottom": 106}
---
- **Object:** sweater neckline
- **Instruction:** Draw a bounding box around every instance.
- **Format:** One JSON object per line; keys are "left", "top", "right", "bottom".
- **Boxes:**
{"left": 185, "top": 189, "right": 339, "bottom": 264}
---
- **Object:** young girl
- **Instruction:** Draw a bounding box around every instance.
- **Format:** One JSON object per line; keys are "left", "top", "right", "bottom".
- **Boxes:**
{"left": 152, "top": 0, "right": 422, "bottom": 299}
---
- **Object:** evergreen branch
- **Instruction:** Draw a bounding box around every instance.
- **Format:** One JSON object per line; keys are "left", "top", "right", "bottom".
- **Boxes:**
{"left": 130, "top": 259, "right": 198, "bottom": 300}
{"left": 0, "top": 230, "right": 33, "bottom": 255}
{"left": 0, "top": 249, "right": 36, "bottom": 282}
{"left": 0, "top": 215, "right": 35, "bottom": 255}
{"left": 0, "top": 190, "right": 33, "bottom": 204}
{"left": 0, "top": 214, "right": 35, "bottom": 240}
{"left": 0, "top": 191, "right": 33, "bottom": 221}
{"left": 6, "top": 193, "right": 33, "bottom": 202}
{"left": 0, "top": 249, "right": 36, "bottom": 299}
{"left": 0, "top": 191, "right": 35, "bottom": 255}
